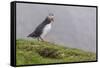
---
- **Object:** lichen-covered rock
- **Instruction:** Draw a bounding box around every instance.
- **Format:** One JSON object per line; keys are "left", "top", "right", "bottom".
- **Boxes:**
{"left": 37, "top": 47, "right": 65, "bottom": 59}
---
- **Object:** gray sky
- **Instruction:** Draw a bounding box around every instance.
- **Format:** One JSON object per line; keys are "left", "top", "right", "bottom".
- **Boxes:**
{"left": 16, "top": 3, "right": 96, "bottom": 52}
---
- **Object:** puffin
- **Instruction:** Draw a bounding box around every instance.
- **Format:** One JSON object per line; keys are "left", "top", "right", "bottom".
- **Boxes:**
{"left": 27, "top": 13, "right": 54, "bottom": 41}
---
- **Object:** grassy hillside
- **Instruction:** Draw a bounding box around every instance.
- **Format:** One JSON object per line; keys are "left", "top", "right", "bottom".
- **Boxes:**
{"left": 16, "top": 39, "right": 96, "bottom": 65}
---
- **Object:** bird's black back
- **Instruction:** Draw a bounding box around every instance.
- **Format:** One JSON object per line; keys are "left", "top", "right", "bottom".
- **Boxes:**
{"left": 28, "top": 17, "right": 51, "bottom": 37}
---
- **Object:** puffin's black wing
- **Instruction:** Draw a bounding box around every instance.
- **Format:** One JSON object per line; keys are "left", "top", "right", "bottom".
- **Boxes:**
{"left": 27, "top": 24, "right": 44, "bottom": 37}
{"left": 27, "top": 17, "right": 50, "bottom": 37}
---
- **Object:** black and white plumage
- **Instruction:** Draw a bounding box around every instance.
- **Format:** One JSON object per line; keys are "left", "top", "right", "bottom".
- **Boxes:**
{"left": 27, "top": 13, "right": 54, "bottom": 41}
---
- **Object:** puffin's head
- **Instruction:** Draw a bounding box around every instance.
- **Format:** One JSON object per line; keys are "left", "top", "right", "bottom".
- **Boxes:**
{"left": 48, "top": 13, "right": 54, "bottom": 22}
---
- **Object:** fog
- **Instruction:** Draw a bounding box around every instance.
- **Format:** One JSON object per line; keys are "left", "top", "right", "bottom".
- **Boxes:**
{"left": 16, "top": 3, "right": 96, "bottom": 52}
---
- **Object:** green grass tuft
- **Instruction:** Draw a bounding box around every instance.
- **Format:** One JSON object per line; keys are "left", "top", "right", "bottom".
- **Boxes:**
{"left": 16, "top": 39, "right": 96, "bottom": 65}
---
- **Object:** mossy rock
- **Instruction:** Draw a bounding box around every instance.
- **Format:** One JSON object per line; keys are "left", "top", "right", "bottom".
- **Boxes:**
{"left": 36, "top": 47, "right": 65, "bottom": 59}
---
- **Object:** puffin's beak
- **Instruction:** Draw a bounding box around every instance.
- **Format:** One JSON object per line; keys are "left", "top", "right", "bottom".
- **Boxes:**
{"left": 48, "top": 15, "right": 54, "bottom": 22}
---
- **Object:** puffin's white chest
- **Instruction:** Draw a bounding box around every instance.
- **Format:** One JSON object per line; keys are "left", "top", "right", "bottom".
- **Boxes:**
{"left": 41, "top": 23, "right": 52, "bottom": 38}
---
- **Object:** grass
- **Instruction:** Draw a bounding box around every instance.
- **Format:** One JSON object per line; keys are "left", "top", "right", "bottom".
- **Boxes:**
{"left": 16, "top": 39, "right": 96, "bottom": 65}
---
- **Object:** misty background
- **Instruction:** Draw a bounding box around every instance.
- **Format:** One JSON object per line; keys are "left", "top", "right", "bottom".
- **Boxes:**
{"left": 16, "top": 3, "right": 96, "bottom": 53}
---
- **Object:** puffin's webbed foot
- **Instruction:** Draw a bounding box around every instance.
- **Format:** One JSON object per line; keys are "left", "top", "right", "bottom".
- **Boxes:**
{"left": 37, "top": 37, "right": 44, "bottom": 42}
{"left": 39, "top": 37, "right": 44, "bottom": 42}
